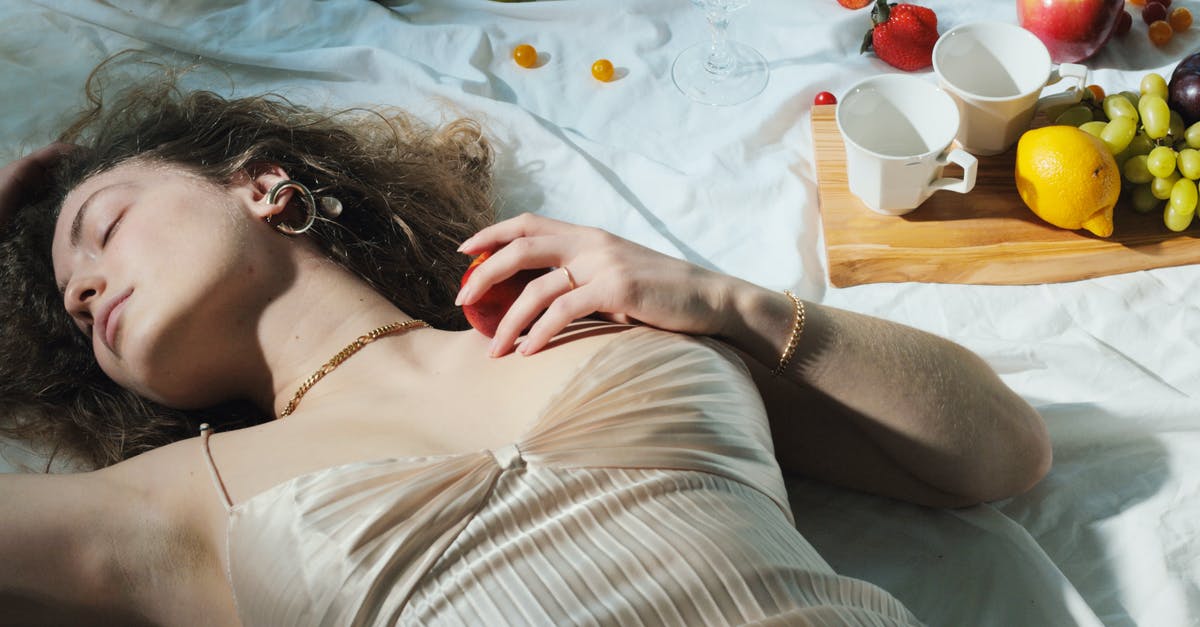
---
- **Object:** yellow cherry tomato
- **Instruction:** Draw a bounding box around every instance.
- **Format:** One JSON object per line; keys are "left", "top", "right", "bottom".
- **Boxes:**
{"left": 513, "top": 44, "right": 537, "bottom": 68}
{"left": 591, "top": 58, "right": 614, "bottom": 82}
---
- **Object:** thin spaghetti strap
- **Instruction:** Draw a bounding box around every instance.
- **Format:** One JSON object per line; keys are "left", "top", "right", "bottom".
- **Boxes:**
{"left": 199, "top": 423, "right": 234, "bottom": 511}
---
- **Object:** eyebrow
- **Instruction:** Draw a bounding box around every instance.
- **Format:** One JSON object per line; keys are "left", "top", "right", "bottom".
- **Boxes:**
{"left": 58, "top": 183, "right": 131, "bottom": 293}
{"left": 68, "top": 184, "right": 118, "bottom": 249}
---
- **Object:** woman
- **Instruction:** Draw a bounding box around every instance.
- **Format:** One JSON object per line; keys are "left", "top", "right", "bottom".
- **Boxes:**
{"left": 0, "top": 74, "right": 1050, "bottom": 626}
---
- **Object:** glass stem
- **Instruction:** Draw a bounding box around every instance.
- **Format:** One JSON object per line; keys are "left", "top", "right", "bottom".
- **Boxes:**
{"left": 704, "top": 8, "right": 734, "bottom": 78}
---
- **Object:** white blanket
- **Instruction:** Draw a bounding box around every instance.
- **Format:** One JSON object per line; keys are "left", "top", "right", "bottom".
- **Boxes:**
{"left": 2, "top": 1, "right": 1197, "bottom": 625}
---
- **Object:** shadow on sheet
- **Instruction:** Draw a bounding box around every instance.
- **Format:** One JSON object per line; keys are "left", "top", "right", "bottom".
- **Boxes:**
{"left": 786, "top": 403, "right": 1172, "bottom": 627}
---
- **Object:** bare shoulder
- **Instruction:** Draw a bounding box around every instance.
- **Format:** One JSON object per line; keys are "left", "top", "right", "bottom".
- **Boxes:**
{"left": 97, "top": 431, "right": 223, "bottom": 516}
{"left": 89, "top": 435, "right": 237, "bottom": 622}
{"left": 0, "top": 434, "right": 235, "bottom": 624}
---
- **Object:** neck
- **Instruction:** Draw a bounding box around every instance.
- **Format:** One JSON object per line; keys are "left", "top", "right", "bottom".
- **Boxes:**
{"left": 249, "top": 255, "right": 427, "bottom": 418}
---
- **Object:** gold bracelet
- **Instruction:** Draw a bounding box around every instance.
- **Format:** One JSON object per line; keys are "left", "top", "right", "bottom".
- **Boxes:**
{"left": 772, "top": 290, "right": 805, "bottom": 377}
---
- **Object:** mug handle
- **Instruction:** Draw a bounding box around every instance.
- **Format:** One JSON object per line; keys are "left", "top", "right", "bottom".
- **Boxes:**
{"left": 928, "top": 148, "right": 978, "bottom": 195}
{"left": 1035, "top": 63, "right": 1090, "bottom": 115}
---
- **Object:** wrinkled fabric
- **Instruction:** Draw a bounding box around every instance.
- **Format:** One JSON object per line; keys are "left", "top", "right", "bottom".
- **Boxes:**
{"left": 207, "top": 327, "right": 920, "bottom": 626}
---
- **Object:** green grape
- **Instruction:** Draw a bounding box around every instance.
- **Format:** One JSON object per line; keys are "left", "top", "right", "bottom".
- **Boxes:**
{"left": 1147, "top": 146, "right": 1178, "bottom": 178}
{"left": 1120, "top": 91, "right": 1141, "bottom": 109}
{"left": 1124, "top": 154, "right": 1153, "bottom": 184}
{"left": 1185, "top": 122, "right": 1200, "bottom": 149}
{"left": 1080, "top": 120, "right": 1107, "bottom": 138}
{"left": 1115, "top": 152, "right": 1132, "bottom": 173}
{"left": 1127, "top": 132, "right": 1155, "bottom": 156}
{"left": 1115, "top": 146, "right": 1141, "bottom": 172}
{"left": 1103, "top": 94, "right": 1139, "bottom": 122}
{"left": 1139, "top": 94, "right": 1171, "bottom": 139}
{"left": 1169, "top": 111, "right": 1185, "bottom": 141}
{"left": 1100, "top": 117, "right": 1137, "bottom": 154}
{"left": 1131, "top": 183, "right": 1161, "bottom": 214}
{"left": 1169, "top": 177, "right": 1198, "bottom": 212}
{"left": 1179, "top": 148, "right": 1200, "bottom": 179}
{"left": 1165, "top": 206, "right": 1194, "bottom": 231}
{"left": 1152, "top": 172, "right": 1180, "bottom": 200}
{"left": 1141, "top": 73, "right": 1169, "bottom": 100}
{"left": 1055, "top": 105, "right": 1095, "bottom": 127}
{"left": 1164, "top": 182, "right": 1197, "bottom": 231}
{"left": 1040, "top": 101, "right": 1076, "bottom": 121}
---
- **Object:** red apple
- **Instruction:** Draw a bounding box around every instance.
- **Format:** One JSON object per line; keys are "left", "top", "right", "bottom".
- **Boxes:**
{"left": 1017, "top": 0, "right": 1126, "bottom": 63}
{"left": 460, "top": 251, "right": 545, "bottom": 338}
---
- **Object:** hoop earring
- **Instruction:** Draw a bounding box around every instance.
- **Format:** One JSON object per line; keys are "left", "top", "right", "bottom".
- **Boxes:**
{"left": 266, "top": 180, "right": 317, "bottom": 236}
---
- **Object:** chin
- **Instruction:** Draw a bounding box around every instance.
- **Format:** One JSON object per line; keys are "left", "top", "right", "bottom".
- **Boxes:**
{"left": 134, "top": 374, "right": 228, "bottom": 411}
{"left": 98, "top": 295, "right": 255, "bottom": 410}
{"left": 98, "top": 338, "right": 225, "bottom": 411}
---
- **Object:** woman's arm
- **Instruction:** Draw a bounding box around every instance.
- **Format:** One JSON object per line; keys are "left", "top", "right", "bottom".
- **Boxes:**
{"left": 0, "top": 471, "right": 143, "bottom": 624}
{"left": 717, "top": 281, "right": 1050, "bottom": 507}
{"left": 0, "top": 449, "right": 225, "bottom": 626}
{"left": 457, "top": 213, "right": 1051, "bottom": 507}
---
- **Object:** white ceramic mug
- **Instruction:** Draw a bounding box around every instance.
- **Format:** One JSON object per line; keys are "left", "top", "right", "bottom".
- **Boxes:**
{"left": 933, "top": 21, "right": 1088, "bottom": 156}
{"left": 836, "top": 74, "right": 978, "bottom": 216}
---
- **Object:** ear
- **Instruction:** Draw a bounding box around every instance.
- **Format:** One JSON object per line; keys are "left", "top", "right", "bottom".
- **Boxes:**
{"left": 228, "top": 162, "right": 292, "bottom": 221}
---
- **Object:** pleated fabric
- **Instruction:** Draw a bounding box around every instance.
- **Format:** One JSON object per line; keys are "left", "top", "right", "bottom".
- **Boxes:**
{"left": 207, "top": 326, "right": 921, "bottom": 626}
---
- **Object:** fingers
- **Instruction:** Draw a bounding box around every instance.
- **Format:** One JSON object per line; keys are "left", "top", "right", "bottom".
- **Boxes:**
{"left": 458, "top": 212, "right": 570, "bottom": 255}
{"left": 493, "top": 284, "right": 605, "bottom": 357}
{"left": 456, "top": 214, "right": 651, "bottom": 356}
{"left": 487, "top": 266, "right": 582, "bottom": 356}
{"left": 28, "top": 142, "right": 76, "bottom": 166}
{"left": 456, "top": 234, "right": 568, "bottom": 307}
{"left": 0, "top": 143, "right": 76, "bottom": 219}
{"left": 518, "top": 288, "right": 603, "bottom": 355}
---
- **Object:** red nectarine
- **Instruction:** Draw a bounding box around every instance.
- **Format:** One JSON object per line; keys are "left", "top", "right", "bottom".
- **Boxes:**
{"left": 460, "top": 251, "right": 545, "bottom": 338}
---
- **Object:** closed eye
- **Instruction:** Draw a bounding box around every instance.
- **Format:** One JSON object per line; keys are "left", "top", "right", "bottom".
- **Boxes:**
{"left": 102, "top": 214, "right": 124, "bottom": 247}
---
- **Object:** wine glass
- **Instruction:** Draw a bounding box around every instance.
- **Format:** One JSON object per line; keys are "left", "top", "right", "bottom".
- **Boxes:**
{"left": 671, "top": 0, "right": 769, "bottom": 106}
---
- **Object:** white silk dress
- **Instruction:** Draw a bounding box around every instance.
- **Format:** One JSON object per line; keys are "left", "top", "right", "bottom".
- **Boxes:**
{"left": 199, "top": 326, "right": 922, "bottom": 626}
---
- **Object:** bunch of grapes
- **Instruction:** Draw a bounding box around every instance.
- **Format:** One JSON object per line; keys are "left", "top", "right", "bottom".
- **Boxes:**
{"left": 1051, "top": 73, "right": 1200, "bottom": 232}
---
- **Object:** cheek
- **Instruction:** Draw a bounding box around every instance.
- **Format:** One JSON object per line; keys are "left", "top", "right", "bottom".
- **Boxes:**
{"left": 117, "top": 212, "right": 243, "bottom": 283}
{"left": 91, "top": 307, "right": 202, "bottom": 408}
{"left": 92, "top": 344, "right": 150, "bottom": 401}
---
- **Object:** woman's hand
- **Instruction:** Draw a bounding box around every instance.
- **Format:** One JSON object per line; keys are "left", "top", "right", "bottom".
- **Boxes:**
{"left": 0, "top": 143, "right": 74, "bottom": 225}
{"left": 456, "top": 213, "right": 745, "bottom": 357}
{"left": 456, "top": 214, "right": 1051, "bottom": 507}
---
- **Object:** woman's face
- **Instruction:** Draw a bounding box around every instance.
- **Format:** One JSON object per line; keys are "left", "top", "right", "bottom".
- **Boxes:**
{"left": 51, "top": 159, "right": 288, "bottom": 408}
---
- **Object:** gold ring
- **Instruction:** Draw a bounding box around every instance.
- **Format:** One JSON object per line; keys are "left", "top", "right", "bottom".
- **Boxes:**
{"left": 560, "top": 266, "right": 577, "bottom": 291}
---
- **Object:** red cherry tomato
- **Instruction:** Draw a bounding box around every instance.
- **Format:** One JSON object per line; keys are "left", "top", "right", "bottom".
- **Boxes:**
{"left": 813, "top": 91, "right": 837, "bottom": 106}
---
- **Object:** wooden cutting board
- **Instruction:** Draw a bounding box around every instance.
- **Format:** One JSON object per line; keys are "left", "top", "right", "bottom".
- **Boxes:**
{"left": 811, "top": 104, "right": 1200, "bottom": 287}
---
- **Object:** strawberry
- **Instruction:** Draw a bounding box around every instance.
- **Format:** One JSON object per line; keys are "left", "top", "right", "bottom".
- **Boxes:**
{"left": 860, "top": 0, "right": 939, "bottom": 72}
{"left": 838, "top": 0, "right": 872, "bottom": 9}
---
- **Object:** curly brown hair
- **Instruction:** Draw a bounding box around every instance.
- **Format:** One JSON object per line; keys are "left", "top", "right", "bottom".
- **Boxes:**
{"left": 0, "top": 63, "right": 495, "bottom": 469}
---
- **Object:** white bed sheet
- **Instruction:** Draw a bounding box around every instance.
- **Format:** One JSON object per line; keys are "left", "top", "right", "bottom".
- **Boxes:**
{"left": 1, "top": 1, "right": 1197, "bottom": 625}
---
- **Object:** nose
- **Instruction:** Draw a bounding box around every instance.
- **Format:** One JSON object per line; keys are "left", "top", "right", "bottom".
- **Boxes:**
{"left": 64, "top": 275, "right": 105, "bottom": 328}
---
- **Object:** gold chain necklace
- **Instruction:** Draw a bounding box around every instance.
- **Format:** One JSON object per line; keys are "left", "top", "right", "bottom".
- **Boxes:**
{"left": 280, "top": 319, "right": 430, "bottom": 418}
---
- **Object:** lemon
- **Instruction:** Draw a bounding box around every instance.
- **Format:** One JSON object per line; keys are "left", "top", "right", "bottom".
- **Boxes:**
{"left": 1014, "top": 125, "right": 1120, "bottom": 237}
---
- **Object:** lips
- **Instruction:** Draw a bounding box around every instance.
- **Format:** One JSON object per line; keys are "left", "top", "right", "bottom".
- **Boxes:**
{"left": 96, "top": 289, "right": 132, "bottom": 354}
